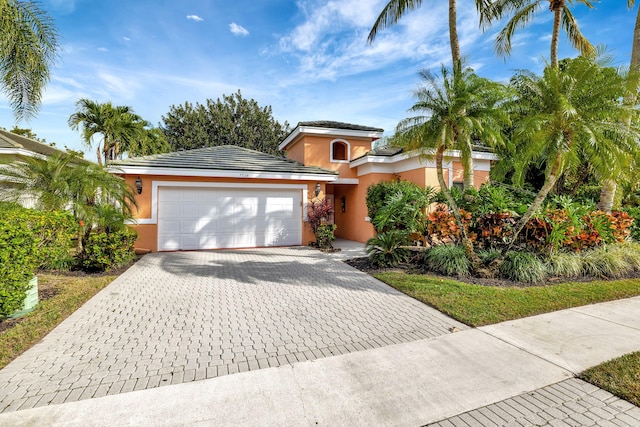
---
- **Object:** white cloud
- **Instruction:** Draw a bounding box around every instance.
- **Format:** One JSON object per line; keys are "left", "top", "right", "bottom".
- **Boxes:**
{"left": 187, "top": 15, "right": 204, "bottom": 22}
{"left": 97, "top": 47, "right": 109, "bottom": 52}
{"left": 123, "top": 36, "right": 131, "bottom": 41}
{"left": 229, "top": 23, "right": 249, "bottom": 37}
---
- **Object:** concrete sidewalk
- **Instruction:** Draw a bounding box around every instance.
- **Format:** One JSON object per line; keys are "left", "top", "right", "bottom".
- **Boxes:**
{"left": 1, "top": 296, "right": 640, "bottom": 426}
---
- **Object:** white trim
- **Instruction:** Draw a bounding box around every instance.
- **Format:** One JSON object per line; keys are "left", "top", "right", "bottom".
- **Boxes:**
{"left": 330, "top": 139, "right": 350, "bottom": 163}
{"left": 334, "top": 178, "right": 359, "bottom": 184}
{"left": 349, "top": 148, "right": 498, "bottom": 168}
{"left": 0, "top": 148, "right": 47, "bottom": 160}
{"left": 107, "top": 166, "right": 337, "bottom": 181}
{"left": 279, "top": 126, "right": 384, "bottom": 150}
{"left": 131, "top": 181, "right": 310, "bottom": 226}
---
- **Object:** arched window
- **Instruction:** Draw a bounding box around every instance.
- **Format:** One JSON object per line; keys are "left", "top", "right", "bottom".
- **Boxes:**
{"left": 330, "top": 139, "right": 350, "bottom": 162}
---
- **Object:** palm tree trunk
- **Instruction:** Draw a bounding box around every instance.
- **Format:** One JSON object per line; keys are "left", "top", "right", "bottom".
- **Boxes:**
{"left": 448, "top": 0, "right": 461, "bottom": 68}
{"left": 632, "top": 7, "right": 640, "bottom": 70}
{"left": 96, "top": 145, "right": 103, "bottom": 166}
{"left": 436, "top": 146, "right": 486, "bottom": 274}
{"left": 550, "top": 4, "right": 563, "bottom": 68}
{"left": 598, "top": 179, "right": 617, "bottom": 213}
{"left": 462, "top": 146, "right": 475, "bottom": 190}
{"left": 509, "top": 153, "right": 563, "bottom": 250}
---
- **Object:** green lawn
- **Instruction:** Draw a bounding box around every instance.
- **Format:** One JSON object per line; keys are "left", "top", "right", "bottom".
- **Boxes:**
{"left": 581, "top": 352, "right": 640, "bottom": 407}
{"left": 0, "top": 273, "right": 117, "bottom": 370}
{"left": 374, "top": 272, "right": 640, "bottom": 327}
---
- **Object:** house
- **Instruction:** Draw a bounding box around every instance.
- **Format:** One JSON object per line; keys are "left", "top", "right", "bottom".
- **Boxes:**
{"left": 111, "top": 121, "right": 497, "bottom": 252}
{"left": 0, "top": 129, "right": 68, "bottom": 162}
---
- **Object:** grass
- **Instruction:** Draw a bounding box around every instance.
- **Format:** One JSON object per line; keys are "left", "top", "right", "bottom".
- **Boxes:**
{"left": 0, "top": 272, "right": 117, "bottom": 370}
{"left": 374, "top": 272, "right": 640, "bottom": 327}
{"left": 580, "top": 352, "right": 640, "bottom": 407}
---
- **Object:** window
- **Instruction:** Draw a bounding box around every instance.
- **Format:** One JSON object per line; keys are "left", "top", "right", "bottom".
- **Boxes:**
{"left": 452, "top": 182, "right": 464, "bottom": 191}
{"left": 330, "top": 139, "right": 350, "bottom": 162}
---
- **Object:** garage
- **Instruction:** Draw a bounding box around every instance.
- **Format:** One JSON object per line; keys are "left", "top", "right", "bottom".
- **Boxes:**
{"left": 110, "top": 145, "right": 337, "bottom": 252}
{"left": 157, "top": 186, "right": 302, "bottom": 251}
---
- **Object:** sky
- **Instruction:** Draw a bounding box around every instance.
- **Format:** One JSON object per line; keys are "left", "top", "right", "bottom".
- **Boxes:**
{"left": 0, "top": 0, "right": 636, "bottom": 160}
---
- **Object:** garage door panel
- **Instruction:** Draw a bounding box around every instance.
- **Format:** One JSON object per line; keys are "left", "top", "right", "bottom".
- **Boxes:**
{"left": 158, "top": 187, "right": 302, "bottom": 251}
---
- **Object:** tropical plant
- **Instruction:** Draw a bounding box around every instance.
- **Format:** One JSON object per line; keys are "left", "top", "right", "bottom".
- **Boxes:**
{"left": 485, "top": 0, "right": 594, "bottom": 68}
{"left": 598, "top": 0, "right": 640, "bottom": 212}
{"left": 501, "top": 53, "right": 640, "bottom": 258}
{"left": 315, "top": 224, "right": 337, "bottom": 250}
{"left": 0, "top": 154, "right": 137, "bottom": 253}
{"left": 366, "top": 230, "right": 411, "bottom": 267}
{"left": 393, "top": 63, "right": 509, "bottom": 272}
{"left": 68, "top": 99, "right": 146, "bottom": 165}
{"left": 0, "top": 0, "right": 59, "bottom": 120}
{"left": 500, "top": 251, "right": 547, "bottom": 283}
{"left": 368, "top": 0, "right": 504, "bottom": 190}
{"left": 423, "top": 244, "right": 471, "bottom": 276}
{"left": 80, "top": 228, "right": 137, "bottom": 272}
{"left": 367, "top": 180, "right": 435, "bottom": 233}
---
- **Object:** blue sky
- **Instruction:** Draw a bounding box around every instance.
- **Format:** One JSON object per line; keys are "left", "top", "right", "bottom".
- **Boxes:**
{"left": 0, "top": 0, "right": 636, "bottom": 158}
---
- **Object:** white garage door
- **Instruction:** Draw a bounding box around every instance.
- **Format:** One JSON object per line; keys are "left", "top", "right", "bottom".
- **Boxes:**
{"left": 157, "top": 187, "right": 302, "bottom": 251}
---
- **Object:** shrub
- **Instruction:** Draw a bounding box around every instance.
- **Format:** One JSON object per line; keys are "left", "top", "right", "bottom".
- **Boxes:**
{"left": 474, "top": 212, "right": 517, "bottom": 249}
{"left": 424, "top": 245, "right": 470, "bottom": 277}
{"left": 425, "top": 205, "right": 473, "bottom": 245}
{"left": 477, "top": 248, "right": 500, "bottom": 264}
{"left": 315, "top": 224, "right": 336, "bottom": 249}
{"left": 580, "top": 243, "right": 640, "bottom": 279}
{"left": 500, "top": 251, "right": 547, "bottom": 284}
{"left": 625, "top": 207, "right": 640, "bottom": 241}
{"left": 366, "top": 231, "right": 410, "bottom": 268}
{"left": 81, "top": 228, "right": 137, "bottom": 272}
{"left": 0, "top": 209, "right": 38, "bottom": 316}
{"left": 366, "top": 180, "right": 434, "bottom": 232}
{"left": 546, "top": 252, "right": 584, "bottom": 278}
{"left": 28, "top": 210, "right": 76, "bottom": 270}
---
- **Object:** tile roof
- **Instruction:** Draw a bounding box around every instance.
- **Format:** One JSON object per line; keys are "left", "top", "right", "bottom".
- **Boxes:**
{"left": 0, "top": 129, "right": 68, "bottom": 157}
{"left": 297, "top": 121, "right": 384, "bottom": 132}
{"left": 110, "top": 145, "right": 337, "bottom": 176}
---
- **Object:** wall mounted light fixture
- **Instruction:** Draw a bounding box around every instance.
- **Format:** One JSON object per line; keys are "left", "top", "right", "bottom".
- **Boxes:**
{"left": 315, "top": 183, "right": 321, "bottom": 197}
{"left": 135, "top": 176, "right": 143, "bottom": 195}
{"left": 341, "top": 196, "right": 346, "bottom": 213}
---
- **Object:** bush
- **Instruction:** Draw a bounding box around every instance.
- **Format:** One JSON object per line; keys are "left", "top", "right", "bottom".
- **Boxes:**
{"left": 366, "top": 180, "right": 434, "bottom": 233}
{"left": 546, "top": 252, "right": 584, "bottom": 278}
{"left": 580, "top": 243, "right": 640, "bottom": 279}
{"left": 366, "top": 231, "right": 410, "bottom": 268}
{"left": 81, "top": 228, "right": 137, "bottom": 272}
{"left": 624, "top": 207, "right": 640, "bottom": 241}
{"left": 425, "top": 205, "right": 472, "bottom": 245}
{"left": 0, "top": 209, "right": 38, "bottom": 317}
{"left": 500, "top": 251, "right": 547, "bottom": 284}
{"left": 315, "top": 224, "right": 336, "bottom": 249}
{"left": 424, "top": 245, "right": 470, "bottom": 276}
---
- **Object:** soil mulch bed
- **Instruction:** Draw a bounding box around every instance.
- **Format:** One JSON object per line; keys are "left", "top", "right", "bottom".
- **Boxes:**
{"left": 344, "top": 256, "right": 640, "bottom": 288}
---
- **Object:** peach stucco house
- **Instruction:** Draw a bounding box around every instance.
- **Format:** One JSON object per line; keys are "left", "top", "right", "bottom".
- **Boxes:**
{"left": 111, "top": 121, "right": 497, "bottom": 252}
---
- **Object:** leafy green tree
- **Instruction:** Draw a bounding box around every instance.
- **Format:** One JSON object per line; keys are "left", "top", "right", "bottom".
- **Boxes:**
{"left": 125, "top": 125, "right": 171, "bottom": 157}
{"left": 505, "top": 54, "right": 640, "bottom": 253}
{"left": 393, "top": 64, "right": 510, "bottom": 271}
{"left": 485, "top": 0, "right": 594, "bottom": 68}
{"left": 161, "top": 90, "right": 290, "bottom": 155}
{"left": 0, "top": 0, "right": 59, "bottom": 120}
{"left": 68, "top": 99, "right": 146, "bottom": 165}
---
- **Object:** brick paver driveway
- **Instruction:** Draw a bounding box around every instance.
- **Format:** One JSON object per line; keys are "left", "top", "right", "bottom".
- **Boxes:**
{"left": 0, "top": 247, "right": 466, "bottom": 413}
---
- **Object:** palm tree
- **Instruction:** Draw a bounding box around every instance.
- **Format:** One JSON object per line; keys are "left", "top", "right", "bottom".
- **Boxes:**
{"left": 394, "top": 63, "right": 510, "bottom": 269}
{"left": 504, "top": 53, "right": 639, "bottom": 252}
{"left": 0, "top": 154, "right": 137, "bottom": 251}
{"left": 597, "top": 0, "right": 640, "bottom": 212}
{"left": 368, "top": 0, "right": 492, "bottom": 189}
{"left": 68, "top": 99, "right": 145, "bottom": 165}
{"left": 486, "top": 0, "right": 595, "bottom": 68}
{"left": 0, "top": 0, "right": 59, "bottom": 120}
